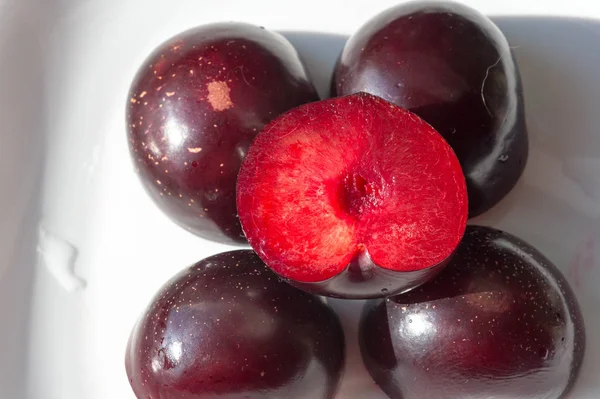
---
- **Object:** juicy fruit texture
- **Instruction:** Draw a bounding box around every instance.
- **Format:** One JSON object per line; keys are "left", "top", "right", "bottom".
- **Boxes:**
{"left": 333, "top": 1, "right": 528, "bottom": 217}
{"left": 360, "top": 225, "right": 586, "bottom": 399}
{"left": 236, "top": 92, "right": 468, "bottom": 298}
{"left": 125, "top": 250, "right": 345, "bottom": 399}
{"left": 127, "top": 23, "right": 318, "bottom": 244}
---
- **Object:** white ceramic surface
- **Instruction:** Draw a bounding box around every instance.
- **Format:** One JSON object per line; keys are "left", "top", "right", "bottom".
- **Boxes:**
{"left": 1, "top": 0, "right": 599, "bottom": 398}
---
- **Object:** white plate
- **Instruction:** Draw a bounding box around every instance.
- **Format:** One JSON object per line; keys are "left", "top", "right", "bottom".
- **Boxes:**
{"left": 1, "top": 0, "right": 599, "bottom": 398}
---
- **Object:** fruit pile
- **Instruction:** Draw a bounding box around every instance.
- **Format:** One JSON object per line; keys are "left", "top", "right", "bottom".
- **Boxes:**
{"left": 125, "top": 2, "right": 585, "bottom": 399}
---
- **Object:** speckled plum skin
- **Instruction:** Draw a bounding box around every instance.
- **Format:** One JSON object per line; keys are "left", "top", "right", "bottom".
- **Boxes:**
{"left": 332, "top": 1, "right": 528, "bottom": 217}
{"left": 125, "top": 250, "right": 345, "bottom": 399}
{"left": 127, "top": 23, "right": 319, "bottom": 244}
{"left": 360, "top": 225, "right": 585, "bottom": 399}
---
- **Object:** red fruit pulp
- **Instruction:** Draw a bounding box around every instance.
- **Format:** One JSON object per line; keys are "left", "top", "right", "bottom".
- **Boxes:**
{"left": 237, "top": 92, "right": 468, "bottom": 295}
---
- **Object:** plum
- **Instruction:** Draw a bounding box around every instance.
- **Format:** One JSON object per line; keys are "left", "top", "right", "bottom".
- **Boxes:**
{"left": 125, "top": 250, "right": 345, "bottom": 399}
{"left": 127, "top": 23, "right": 319, "bottom": 244}
{"left": 360, "top": 225, "right": 585, "bottom": 399}
{"left": 332, "top": 1, "right": 528, "bottom": 217}
{"left": 236, "top": 92, "right": 468, "bottom": 299}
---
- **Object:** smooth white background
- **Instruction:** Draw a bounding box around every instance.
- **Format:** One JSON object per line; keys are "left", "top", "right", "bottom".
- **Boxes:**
{"left": 1, "top": 0, "right": 600, "bottom": 398}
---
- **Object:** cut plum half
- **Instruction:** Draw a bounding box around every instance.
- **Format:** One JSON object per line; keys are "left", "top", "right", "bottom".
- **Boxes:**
{"left": 236, "top": 92, "right": 468, "bottom": 298}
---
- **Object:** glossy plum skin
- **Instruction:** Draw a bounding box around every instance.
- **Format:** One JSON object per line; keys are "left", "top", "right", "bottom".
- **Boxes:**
{"left": 333, "top": 1, "right": 528, "bottom": 217}
{"left": 290, "top": 257, "right": 447, "bottom": 300}
{"left": 127, "top": 23, "right": 319, "bottom": 244}
{"left": 360, "top": 225, "right": 585, "bottom": 399}
{"left": 125, "top": 250, "right": 345, "bottom": 399}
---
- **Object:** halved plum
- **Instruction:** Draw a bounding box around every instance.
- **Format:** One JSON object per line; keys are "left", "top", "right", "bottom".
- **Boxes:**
{"left": 236, "top": 92, "right": 468, "bottom": 298}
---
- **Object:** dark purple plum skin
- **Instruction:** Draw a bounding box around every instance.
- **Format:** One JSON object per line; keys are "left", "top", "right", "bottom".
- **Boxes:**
{"left": 127, "top": 23, "right": 319, "bottom": 244}
{"left": 289, "top": 251, "right": 448, "bottom": 300}
{"left": 332, "top": 2, "right": 528, "bottom": 217}
{"left": 125, "top": 250, "right": 345, "bottom": 399}
{"left": 360, "top": 225, "right": 585, "bottom": 399}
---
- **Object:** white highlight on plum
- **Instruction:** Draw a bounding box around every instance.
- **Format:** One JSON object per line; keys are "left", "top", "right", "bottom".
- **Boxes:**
{"left": 168, "top": 340, "right": 183, "bottom": 363}
{"left": 405, "top": 313, "right": 434, "bottom": 337}
{"left": 235, "top": 144, "right": 247, "bottom": 161}
{"left": 165, "top": 120, "right": 185, "bottom": 149}
{"left": 151, "top": 358, "right": 161, "bottom": 373}
{"left": 36, "top": 226, "right": 86, "bottom": 292}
